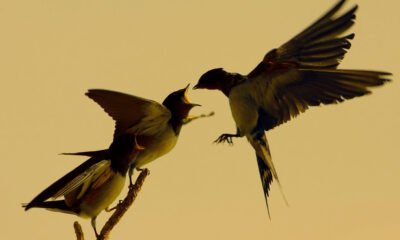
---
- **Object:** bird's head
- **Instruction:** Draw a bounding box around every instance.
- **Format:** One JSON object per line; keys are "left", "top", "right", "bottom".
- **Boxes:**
{"left": 162, "top": 84, "right": 200, "bottom": 120}
{"left": 193, "top": 68, "right": 228, "bottom": 91}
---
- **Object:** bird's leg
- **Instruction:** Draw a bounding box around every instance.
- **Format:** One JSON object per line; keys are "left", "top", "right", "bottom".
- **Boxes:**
{"left": 128, "top": 165, "right": 145, "bottom": 187}
{"left": 128, "top": 164, "right": 135, "bottom": 187}
{"left": 91, "top": 216, "right": 99, "bottom": 239}
{"left": 214, "top": 129, "right": 241, "bottom": 145}
{"left": 128, "top": 168, "right": 145, "bottom": 189}
{"left": 127, "top": 136, "right": 144, "bottom": 187}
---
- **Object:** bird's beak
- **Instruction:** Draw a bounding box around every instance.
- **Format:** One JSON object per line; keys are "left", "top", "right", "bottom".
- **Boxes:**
{"left": 192, "top": 84, "right": 199, "bottom": 90}
{"left": 183, "top": 84, "right": 201, "bottom": 107}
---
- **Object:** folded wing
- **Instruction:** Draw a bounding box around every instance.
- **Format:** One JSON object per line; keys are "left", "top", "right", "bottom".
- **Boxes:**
{"left": 24, "top": 154, "right": 108, "bottom": 210}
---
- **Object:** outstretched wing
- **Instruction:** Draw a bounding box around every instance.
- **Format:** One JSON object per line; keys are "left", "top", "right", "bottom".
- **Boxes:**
{"left": 275, "top": 0, "right": 356, "bottom": 68}
{"left": 86, "top": 89, "right": 171, "bottom": 139}
{"left": 249, "top": 0, "right": 355, "bottom": 75}
{"left": 246, "top": 0, "right": 391, "bottom": 130}
{"left": 251, "top": 68, "right": 390, "bottom": 130}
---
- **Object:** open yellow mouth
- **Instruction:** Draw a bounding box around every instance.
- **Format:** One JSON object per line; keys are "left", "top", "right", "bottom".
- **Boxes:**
{"left": 183, "top": 84, "right": 192, "bottom": 104}
{"left": 182, "top": 84, "right": 201, "bottom": 106}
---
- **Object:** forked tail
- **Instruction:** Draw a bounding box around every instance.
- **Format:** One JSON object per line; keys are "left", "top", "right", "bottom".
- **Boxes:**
{"left": 248, "top": 132, "right": 289, "bottom": 217}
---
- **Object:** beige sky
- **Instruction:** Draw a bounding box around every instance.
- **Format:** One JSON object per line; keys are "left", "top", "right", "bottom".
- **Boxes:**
{"left": 1, "top": 0, "right": 399, "bottom": 239}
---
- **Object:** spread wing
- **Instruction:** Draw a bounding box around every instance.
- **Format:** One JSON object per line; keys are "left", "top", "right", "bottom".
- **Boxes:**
{"left": 273, "top": 0, "right": 356, "bottom": 68}
{"left": 245, "top": 0, "right": 391, "bottom": 130}
{"left": 86, "top": 89, "right": 172, "bottom": 138}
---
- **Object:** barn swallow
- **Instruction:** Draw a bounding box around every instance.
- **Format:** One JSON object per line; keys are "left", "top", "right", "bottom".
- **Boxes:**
{"left": 193, "top": 0, "right": 391, "bottom": 216}
{"left": 24, "top": 85, "right": 200, "bottom": 237}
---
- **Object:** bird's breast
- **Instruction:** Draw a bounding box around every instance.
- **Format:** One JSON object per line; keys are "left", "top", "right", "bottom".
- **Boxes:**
{"left": 133, "top": 126, "right": 178, "bottom": 167}
{"left": 78, "top": 169, "right": 125, "bottom": 218}
{"left": 229, "top": 85, "right": 259, "bottom": 135}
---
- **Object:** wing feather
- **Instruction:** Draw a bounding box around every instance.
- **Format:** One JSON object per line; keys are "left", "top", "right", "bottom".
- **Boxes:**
{"left": 24, "top": 153, "right": 106, "bottom": 210}
{"left": 251, "top": 68, "right": 391, "bottom": 129}
{"left": 249, "top": 0, "right": 358, "bottom": 80}
{"left": 276, "top": 1, "right": 357, "bottom": 68}
{"left": 52, "top": 160, "right": 111, "bottom": 199}
{"left": 86, "top": 89, "right": 171, "bottom": 138}
{"left": 244, "top": 0, "right": 391, "bottom": 130}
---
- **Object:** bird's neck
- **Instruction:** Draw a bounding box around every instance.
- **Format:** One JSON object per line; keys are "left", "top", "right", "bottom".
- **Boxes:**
{"left": 168, "top": 105, "right": 192, "bottom": 135}
{"left": 220, "top": 73, "right": 246, "bottom": 97}
{"left": 169, "top": 116, "right": 183, "bottom": 135}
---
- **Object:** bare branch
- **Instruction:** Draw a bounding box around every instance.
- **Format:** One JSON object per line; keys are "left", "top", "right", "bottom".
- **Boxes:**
{"left": 183, "top": 111, "right": 215, "bottom": 125}
{"left": 73, "top": 169, "right": 150, "bottom": 240}
{"left": 74, "top": 221, "right": 84, "bottom": 240}
{"left": 97, "top": 168, "right": 150, "bottom": 240}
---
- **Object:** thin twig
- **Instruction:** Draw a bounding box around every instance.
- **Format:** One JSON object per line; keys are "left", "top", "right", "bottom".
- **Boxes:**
{"left": 97, "top": 168, "right": 150, "bottom": 240}
{"left": 73, "top": 169, "right": 150, "bottom": 240}
{"left": 74, "top": 221, "right": 84, "bottom": 240}
{"left": 183, "top": 111, "right": 215, "bottom": 125}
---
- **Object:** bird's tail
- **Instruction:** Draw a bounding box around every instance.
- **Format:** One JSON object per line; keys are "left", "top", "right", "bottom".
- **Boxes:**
{"left": 60, "top": 149, "right": 107, "bottom": 157}
{"left": 22, "top": 200, "right": 77, "bottom": 215}
{"left": 248, "top": 132, "right": 288, "bottom": 217}
{"left": 255, "top": 154, "right": 273, "bottom": 218}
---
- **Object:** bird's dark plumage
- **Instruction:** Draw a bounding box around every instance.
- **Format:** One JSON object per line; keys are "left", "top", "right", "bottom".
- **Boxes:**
{"left": 194, "top": 0, "right": 391, "bottom": 215}
{"left": 24, "top": 86, "right": 201, "bottom": 237}
{"left": 24, "top": 151, "right": 107, "bottom": 211}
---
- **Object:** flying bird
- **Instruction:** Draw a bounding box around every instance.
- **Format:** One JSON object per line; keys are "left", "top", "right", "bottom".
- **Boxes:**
{"left": 193, "top": 0, "right": 391, "bottom": 216}
{"left": 24, "top": 85, "right": 201, "bottom": 237}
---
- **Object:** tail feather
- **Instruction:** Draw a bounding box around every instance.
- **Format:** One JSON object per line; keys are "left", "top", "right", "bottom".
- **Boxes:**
{"left": 256, "top": 154, "right": 273, "bottom": 218}
{"left": 24, "top": 200, "right": 77, "bottom": 215}
{"left": 60, "top": 150, "right": 107, "bottom": 157}
{"left": 248, "top": 132, "right": 289, "bottom": 216}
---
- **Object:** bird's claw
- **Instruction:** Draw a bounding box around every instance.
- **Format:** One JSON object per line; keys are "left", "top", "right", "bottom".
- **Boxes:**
{"left": 214, "top": 134, "right": 234, "bottom": 145}
{"left": 105, "top": 200, "right": 123, "bottom": 212}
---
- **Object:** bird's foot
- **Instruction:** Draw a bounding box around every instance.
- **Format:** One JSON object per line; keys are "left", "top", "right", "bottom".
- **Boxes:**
{"left": 214, "top": 133, "right": 238, "bottom": 145}
{"left": 105, "top": 200, "right": 123, "bottom": 212}
{"left": 128, "top": 168, "right": 145, "bottom": 188}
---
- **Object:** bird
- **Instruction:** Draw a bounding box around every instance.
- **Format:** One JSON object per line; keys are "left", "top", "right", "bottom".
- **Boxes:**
{"left": 193, "top": 0, "right": 391, "bottom": 216}
{"left": 24, "top": 85, "right": 201, "bottom": 237}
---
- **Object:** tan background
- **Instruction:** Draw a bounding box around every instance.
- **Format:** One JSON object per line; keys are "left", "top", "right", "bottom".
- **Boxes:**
{"left": 1, "top": 0, "right": 399, "bottom": 239}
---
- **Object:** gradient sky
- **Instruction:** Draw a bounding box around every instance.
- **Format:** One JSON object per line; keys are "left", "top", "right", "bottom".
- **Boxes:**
{"left": 1, "top": 0, "right": 399, "bottom": 239}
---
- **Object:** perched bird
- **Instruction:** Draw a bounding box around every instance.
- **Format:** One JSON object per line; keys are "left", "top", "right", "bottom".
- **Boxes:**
{"left": 24, "top": 85, "right": 201, "bottom": 237}
{"left": 193, "top": 0, "right": 391, "bottom": 216}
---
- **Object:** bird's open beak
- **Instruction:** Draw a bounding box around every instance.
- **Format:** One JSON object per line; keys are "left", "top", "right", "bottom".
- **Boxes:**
{"left": 183, "top": 84, "right": 201, "bottom": 107}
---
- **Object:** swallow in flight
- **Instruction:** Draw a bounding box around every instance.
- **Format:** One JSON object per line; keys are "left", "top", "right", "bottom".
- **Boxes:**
{"left": 193, "top": 0, "right": 391, "bottom": 216}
